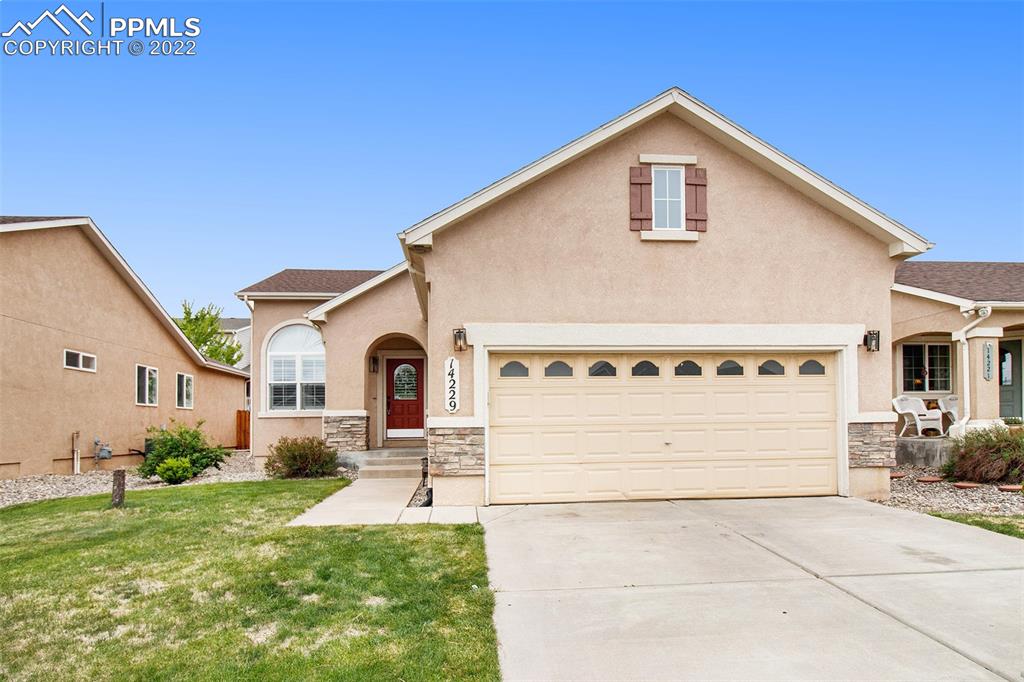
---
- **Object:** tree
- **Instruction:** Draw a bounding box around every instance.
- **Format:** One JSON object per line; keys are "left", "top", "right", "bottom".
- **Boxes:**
{"left": 175, "top": 301, "right": 243, "bottom": 366}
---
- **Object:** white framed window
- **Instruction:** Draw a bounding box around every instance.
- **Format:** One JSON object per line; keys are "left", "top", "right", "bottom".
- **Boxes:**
{"left": 64, "top": 349, "right": 97, "bottom": 373}
{"left": 652, "top": 166, "right": 684, "bottom": 230}
{"left": 267, "top": 324, "right": 325, "bottom": 411}
{"left": 901, "top": 343, "right": 951, "bottom": 392}
{"left": 136, "top": 364, "right": 158, "bottom": 406}
{"left": 176, "top": 373, "right": 194, "bottom": 409}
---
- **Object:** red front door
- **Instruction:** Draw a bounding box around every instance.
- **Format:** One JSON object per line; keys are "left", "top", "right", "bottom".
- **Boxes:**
{"left": 386, "top": 358, "right": 425, "bottom": 437}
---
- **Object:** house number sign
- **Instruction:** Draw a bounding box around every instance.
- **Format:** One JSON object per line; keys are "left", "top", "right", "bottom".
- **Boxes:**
{"left": 983, "top": 342, "right": 994, "bottom": 381}
{"left": 444, "top": 357, "right": 460, "bottom": 413}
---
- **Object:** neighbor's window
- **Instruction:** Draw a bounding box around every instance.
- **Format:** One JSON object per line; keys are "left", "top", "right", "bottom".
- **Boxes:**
{"left": 176, "top": 373, "right": 194, "bottom": 409}
{"left": 267, "top": 324, "right": 326, "bottom": 410}
{"left": 652, "top": 167, "right": 684, "bottom": 229}
{"left": 902, "top": 343, "right": 950, "bottom": 392}
{"left": 64, "top": 349, "right": 97, "bottom": 372}
{"left": 136, "top": 364, "right": 158, "bottom": 406}
{"left": 499, "top": 361, "right": 529, "bottom": 378}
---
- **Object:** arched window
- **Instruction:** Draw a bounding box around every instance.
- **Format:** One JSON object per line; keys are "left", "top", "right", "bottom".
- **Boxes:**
{"left": 267, "top": 324, "right": 325, "bottom": 410}
{"left": 716, "top": 360, "right": 744, "bottom": 376}
{"left": 674, "top": 360, "right": 702, "bottom": 377}
{"left": 758, "top": 360, "right": 785, "bottom": 376}
{"left": 392, "top": 363, "right": 418, "bottom": 399}
{"left": 588, "top": 360, "right": 617, "bottom": 377}
{"left": 545, "top": 361, "right": 573, "bottom": 377}
{"left": 499, "top": 361, "right": 529, "bottom": 378}
{"left": 631, "top": 360, "right": 660, "bottom": 377}
{"left": 799, "top": 359, "right": 826, "bottom": 376}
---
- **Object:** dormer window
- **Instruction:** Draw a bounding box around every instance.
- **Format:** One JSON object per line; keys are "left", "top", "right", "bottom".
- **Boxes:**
{"left": 652, "top": 167, "right": 684, "bottom": 230}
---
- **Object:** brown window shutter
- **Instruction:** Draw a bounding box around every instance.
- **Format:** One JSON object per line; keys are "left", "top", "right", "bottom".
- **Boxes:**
{"left": 629, "top": 166, "right": 652, "bottom": 231}
{"left": 685, "top": 167, "right": 708, "bottom": 232}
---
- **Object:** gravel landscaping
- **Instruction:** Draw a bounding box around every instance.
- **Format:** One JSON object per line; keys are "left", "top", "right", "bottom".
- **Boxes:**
{"left": 882, "top": 465, "right": 1024, "bottom": 516}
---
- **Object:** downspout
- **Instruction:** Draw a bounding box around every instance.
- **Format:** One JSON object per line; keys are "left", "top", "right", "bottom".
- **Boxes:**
{"left": 951, "top": 305, "right": 992, "bottom": 433}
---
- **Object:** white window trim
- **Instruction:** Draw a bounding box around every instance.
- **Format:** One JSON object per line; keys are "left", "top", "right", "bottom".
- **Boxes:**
{"left": 176, "top": 372, "right": 194, "bottom": 410}
{"left": 63, "top": 348, "right": 97, "bottom": 373}
{"left": 900, "top": 342, "right": 953, "bottom": 394}
{"left": 135, "top": 364, "right": 159, "bottom": 407}
{"left": 651, "top": 165, "right": 685, "bottom": 231}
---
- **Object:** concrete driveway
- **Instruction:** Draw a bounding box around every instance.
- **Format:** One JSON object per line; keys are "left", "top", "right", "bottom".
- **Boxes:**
{"left": 480, "top": 497, "right": 1023, "bottom": 681}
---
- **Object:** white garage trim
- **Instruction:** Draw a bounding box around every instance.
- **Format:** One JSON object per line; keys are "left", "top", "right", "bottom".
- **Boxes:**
{"left": 456, "top": 323, "right": 866, "bottom": 504}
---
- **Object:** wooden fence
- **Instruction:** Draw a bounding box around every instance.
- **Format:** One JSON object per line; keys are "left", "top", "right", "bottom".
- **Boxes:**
{"left": 235, "top": 410, "right": 251, "bottom": 449}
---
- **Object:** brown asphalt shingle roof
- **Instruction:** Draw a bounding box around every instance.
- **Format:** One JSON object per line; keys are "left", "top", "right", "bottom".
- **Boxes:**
{"left": 1, "top": 215, "right": 87, "bottom": 224}
{"left": 895, "top": 261, "right": 1024, "bottom": 302}
{"left": 238, "top": 269, "right": 383, "bottom": 295}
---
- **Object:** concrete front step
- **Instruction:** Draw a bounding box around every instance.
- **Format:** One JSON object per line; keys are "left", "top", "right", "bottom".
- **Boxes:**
{"left": 364, "top": 455, "right": 423, "bottom": 467}
{"left": 338, "top": 447, "right": 427, "bottom": 471}
{"left": 360, "top": 464, "right": 423, "bottom": 479}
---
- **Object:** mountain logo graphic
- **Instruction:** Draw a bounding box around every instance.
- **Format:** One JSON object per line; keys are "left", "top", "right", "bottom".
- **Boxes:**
{"left": 2, "top": 4, "right": 95, "bottom": 37}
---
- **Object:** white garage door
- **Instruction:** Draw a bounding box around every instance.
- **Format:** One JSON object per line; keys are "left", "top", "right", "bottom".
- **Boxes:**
{"left": 488, "top": 352, "right": 838, "bottom": 504}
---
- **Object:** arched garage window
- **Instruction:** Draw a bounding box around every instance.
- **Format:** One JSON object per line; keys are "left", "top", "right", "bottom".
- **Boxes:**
{"left": 267, "top": 324, "right": 325, "bottom": 410}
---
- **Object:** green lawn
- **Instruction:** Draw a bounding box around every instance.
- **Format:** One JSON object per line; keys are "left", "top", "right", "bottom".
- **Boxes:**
{"left": 0, "top": 480, "right": 499, "bottom": 681}
{"left": 930, "top": 512, "right": 1024, "bottom": 539}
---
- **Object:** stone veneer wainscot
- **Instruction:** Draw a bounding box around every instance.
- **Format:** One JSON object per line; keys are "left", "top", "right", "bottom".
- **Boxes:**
{"left": 428, "top": 427, "right": 485, "bottom": 476}
{"left": 848, "top": 422, "right": 896, "bottom": 467}
{"left": 323, "top": 415, "right": 369, "bottom": 452}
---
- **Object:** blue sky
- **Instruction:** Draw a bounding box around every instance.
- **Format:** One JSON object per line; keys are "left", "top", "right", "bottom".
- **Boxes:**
{"left": 2, "top": 1, "right": 1022, "bottom": 317}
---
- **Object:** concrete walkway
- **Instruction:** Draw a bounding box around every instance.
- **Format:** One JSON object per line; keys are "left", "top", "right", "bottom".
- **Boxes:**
{"left": 287, "top": 478, "right": 479, "bottom": 526}
{"left": 484, "top": 497, "right": 1023, "bottom": 681}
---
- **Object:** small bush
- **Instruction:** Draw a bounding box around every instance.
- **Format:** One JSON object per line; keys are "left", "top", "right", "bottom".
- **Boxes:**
{"left": 265, "top": 437, "right": 339, "bottom": 479}
{"left": 947, "top": 425, "right": 1024, "bottom": 484}
{"left": 139, "top": 421, "right": 228, "bottom": 480}
{"left": 155, "top": 457, "right": 195, "bottom": 485}
{"left": 1004, "top": 417, "right": 1023, "bottom": 426}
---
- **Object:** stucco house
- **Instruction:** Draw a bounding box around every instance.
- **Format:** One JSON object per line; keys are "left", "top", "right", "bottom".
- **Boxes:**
{"left": 239, "top": 88, "right": 1023, "bottom": 506}
{"left": 0, "top": 217, "right": 249, "bottom": 478}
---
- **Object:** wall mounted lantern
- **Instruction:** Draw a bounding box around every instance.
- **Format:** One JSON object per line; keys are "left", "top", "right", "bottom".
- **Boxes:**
{"left": 369, "top": 356, "right": 379, "bottom": 373}
{"left": 863, "top": 330, "right": 880, "bottom": 352}
{"left": 453, "top": 328, "right": 468, "bottom": 352}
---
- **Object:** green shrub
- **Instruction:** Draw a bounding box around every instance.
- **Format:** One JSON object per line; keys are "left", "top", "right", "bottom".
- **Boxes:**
{"left": 155, "top": 457, "right": 195, "bottom": 485}
{"left": 139, "top": 421, "right": 228, "bottom": 480}
{"left": 947, "top": 425, "right": 1024, "bottom": 483}
{"left": 265, "top": 436, "right": 339, "bottom": 479}
{"left": 1004, "top": 417, "right": 1023, "bottom": 426}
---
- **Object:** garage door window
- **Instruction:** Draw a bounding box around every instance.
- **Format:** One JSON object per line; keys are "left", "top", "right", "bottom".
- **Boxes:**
{"left": 588, "top": 360, "right": 617, "bottom": 377}
{"left": 499, "top": 361, "right": 529, "bottom": 378}
{"left": 544, "top": 361, "right": 573, "bottom": 377}
{"left": 716, "top": 360, "right": 744, "bottom": 376}
{"left": 631, "top": 360, "right": 660, "bottom": 377}
{"left": 674, "top": 360, "right": 702, "bottom": 377}
{"left": 758, "top": 360, "right": 785, "bottom": 376}
{"left": 799, "top": 359, "right": 826, "bottom": 376}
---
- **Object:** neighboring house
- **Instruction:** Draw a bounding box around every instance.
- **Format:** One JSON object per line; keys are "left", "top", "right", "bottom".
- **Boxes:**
{"left": 0, "top": 217, "right": 250, "bottom": 478}
{"left": 892, "top": 262, "right": 1024, "bottom": 429}
{"left": 239, "top": 88, "right": 1020, "bottom": 506}
{"left": 219, "top": 317, "right": 252, "bottom": 372}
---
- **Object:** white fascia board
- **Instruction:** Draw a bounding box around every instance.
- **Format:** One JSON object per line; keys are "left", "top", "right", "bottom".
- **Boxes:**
{"left": 977, "top": 301, "right": 1024, "bottom": 309}
{"left": 234, "top": 291, "right": 337, "bottom": 300}
{"left": 891, "top": 283, "right": 975, "bottom": 309}
{"left": 0, "top": 218, "right": 92, "bottom": 232}
{"left": 305, "top": 263, "right": 408, "bottom": 321}
{"left": 399, "top": 87, "right": 932, "bottom": 254}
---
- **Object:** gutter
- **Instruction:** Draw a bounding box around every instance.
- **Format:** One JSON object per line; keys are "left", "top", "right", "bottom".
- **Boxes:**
{"left": 950, "top": 304, "right": 992, "bottom": 432}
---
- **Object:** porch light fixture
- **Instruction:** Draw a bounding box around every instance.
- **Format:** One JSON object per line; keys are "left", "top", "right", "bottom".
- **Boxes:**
{"left": 864, "top": 330, "right": 881, "bottom": 352}
{"left": 453, "top": 328, "right": 467, "bottom": 352}
{"left": 369, "top": 356, "right": 379, "bottom": 373}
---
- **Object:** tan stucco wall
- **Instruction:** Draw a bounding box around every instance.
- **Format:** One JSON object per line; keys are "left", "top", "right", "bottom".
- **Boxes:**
{"left": 0, "top": 227, "right": 246, "bottom": 478}
{"left": 422, "top": 112, "right": 896, "bottom": 417}
{"left": 249, "top": 299, "right": 325, "bottom": 460}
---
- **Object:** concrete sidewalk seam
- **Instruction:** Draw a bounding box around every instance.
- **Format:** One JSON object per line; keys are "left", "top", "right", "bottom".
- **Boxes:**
{"left": 824, "top": 566, "right": 1024, "bottom": 579}
{"left": 492, "top": 575, "right": 816, "bottom": 595}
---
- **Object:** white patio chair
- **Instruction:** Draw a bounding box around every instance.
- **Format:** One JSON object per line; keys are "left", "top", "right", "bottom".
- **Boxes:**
{"left": 892, "top": 395, "right": 943, "bottom": 437}
{"left": 938, "top": 395, "right": 960, "bottom": 435}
